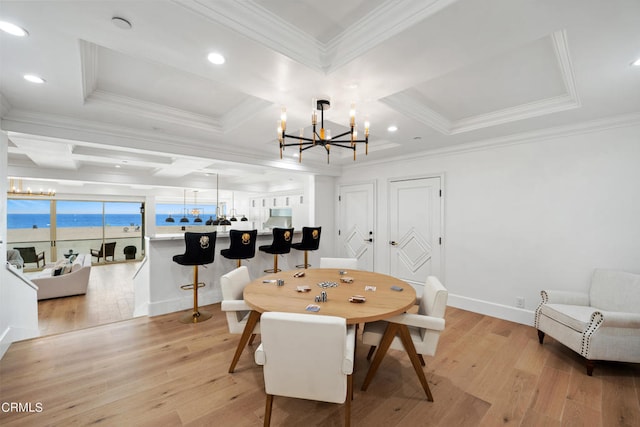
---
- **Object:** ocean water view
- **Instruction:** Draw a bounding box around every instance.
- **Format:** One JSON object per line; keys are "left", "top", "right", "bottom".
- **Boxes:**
{"left": 8, "top": 213, "right": 145, "bottom": 229}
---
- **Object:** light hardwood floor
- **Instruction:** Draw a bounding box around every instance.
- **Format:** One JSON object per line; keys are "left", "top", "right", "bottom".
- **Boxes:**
{"left": 37, "top": 262, "right": 139, "bottom": 336}
{"left": 2, "top": 297, "right": 639, "bottom": 425}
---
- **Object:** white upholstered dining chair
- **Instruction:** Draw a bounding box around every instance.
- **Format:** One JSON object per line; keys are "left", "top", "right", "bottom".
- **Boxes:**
{"left": 361, "top": 275, "right": 448, "bottom": 400}
{"left": 255, "top": 312, "right": 356, "bottom": 427}
{"left": 319, "top": 257, "right": 358, "bottom": 269}
{"left": 220, "top": 266, "right": 260, "bottom": 340}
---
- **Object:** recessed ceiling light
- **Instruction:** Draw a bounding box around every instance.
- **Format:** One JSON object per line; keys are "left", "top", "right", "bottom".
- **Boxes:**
{"left": 115, "top": 164, "right": 121, "bottom": 168}
{"left": 0, "top": 21, "right": 28, "bottom": 37}
{"left": 23, "top": 74, "right": 45, "bottom": 84}
{"left": 112, "top": 17, "right": 132, "bottom": 30}
{"left": 387, "top": 125, "right": 398, "bottom": 132}
{"left": 632, "top": 58, "right": 640, "bottom": 66}
{"left": 207, "top": 52, "right": 225, "bottom": 65}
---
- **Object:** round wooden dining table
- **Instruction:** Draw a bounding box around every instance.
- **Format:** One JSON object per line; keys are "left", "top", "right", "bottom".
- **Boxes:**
{"left": 228, "top": 268, "right": 416, "bottom": 373}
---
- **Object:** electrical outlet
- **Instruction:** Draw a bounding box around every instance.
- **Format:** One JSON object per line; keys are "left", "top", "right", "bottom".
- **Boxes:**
{"left": 516, "top": 297, "right": 525, "bottom": 308}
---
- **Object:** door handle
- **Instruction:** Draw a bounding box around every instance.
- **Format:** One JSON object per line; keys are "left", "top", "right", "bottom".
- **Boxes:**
{"left": 389, "top": 241, "right": 398, "bottom": 246}
{"left": 364, "top": 238, "right": 373, "bottom": 242}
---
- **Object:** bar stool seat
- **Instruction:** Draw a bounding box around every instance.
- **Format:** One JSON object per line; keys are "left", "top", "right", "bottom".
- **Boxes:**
{"left": 173, "top": 231, "right": 216, "bottom": 324}
{"left": 221, "top": 229, "right": 257, "bottom": 268}
{"left": 291, "top": 226, "right": 321, "bottom": 269}
{"left": 259, "top": 227, "right": 294, "bottom": 273}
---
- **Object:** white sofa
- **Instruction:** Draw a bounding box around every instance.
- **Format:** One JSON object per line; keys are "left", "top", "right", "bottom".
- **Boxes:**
{"left": 535, "top": 269, "right": 640, "bottom": 375}
{"left": 27, "top": 254, "right": 92, "bottom": 300}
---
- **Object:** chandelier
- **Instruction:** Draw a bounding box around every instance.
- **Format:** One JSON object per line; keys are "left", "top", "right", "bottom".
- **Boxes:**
{"left": 277, "top": 99, "right": 369, "bottom": 164}
{"left": 7, "top": 178, "right": 56, "bottom": 197}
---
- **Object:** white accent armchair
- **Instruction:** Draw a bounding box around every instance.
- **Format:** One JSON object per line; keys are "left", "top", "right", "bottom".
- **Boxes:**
{"left": 255, "top": 312, "right": 356, "bottom": 427}
{"left": 319, "top": 257, "right": 358, "bottom": 269}
{"left": 535, "top": 269, "right": 640, "bottom": 375}
{"left": 361, "top": 275, "right": 448, "bottom": 400}
{"left": 220, "top": 266, "right": 260, "bottom": 340}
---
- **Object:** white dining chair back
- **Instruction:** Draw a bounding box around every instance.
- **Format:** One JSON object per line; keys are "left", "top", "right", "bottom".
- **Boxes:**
{"left": 255, "top": 312, "right": 356, "bottom": 426}
{"left": 319, "top": 257, "right": 358, "bottom": 269}
{"left": 220, "top": 266, "right": 259, "bottom": 335}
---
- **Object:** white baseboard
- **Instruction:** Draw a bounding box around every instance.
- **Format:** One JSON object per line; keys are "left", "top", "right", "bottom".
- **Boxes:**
{"left": 0, "top": 326, "right": 40, "bottom": 359}
{"left": 147, "top": 289, "right": 223, "bottom": 317}
{"left": 448, "top": 294, "right": 535, "bottom": 326}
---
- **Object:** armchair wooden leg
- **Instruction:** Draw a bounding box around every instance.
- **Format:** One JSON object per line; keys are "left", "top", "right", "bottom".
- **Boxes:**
{"left": 264, "top": 394, "right": 273, "bottom": 427}
{"left": 537, "top": 330, "right": 545, "bottom": 344}
{"left": 586, "top": 359, "right": 595, "bottom": 376}
{"left": 418, "top": 354, "right": 426, "bottom": 367}
{"left": 362, "top": 323, "right": 398, "bottom": 391}
{"left": 345, "top": 374, "right": 352, "bottom": 427}
{"left": 366, "top": 345, "right": 376, "bottom": 361}
{"left": 229, "top": 310, "right": 261, "bottom": 373}
{"left": 397, "top": 324, "right": 433, "bottom": 401}
{"left": 249, "top": 333, "right": 257, "bottom": 345}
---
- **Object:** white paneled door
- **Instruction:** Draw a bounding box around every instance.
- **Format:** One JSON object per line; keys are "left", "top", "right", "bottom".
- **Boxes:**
{"left": 389, "top": 177, "right": 442, "bottom": 290}
{"left": 338, "top": 182, "right": 375, "bottom": 271}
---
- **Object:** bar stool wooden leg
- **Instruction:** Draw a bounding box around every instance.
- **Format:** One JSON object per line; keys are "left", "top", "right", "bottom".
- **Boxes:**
{"left": 237, "top": 259, "right": 241, "bottom": 268}
{"left": 180, "top": 265, "right": 212, "bottom": 324}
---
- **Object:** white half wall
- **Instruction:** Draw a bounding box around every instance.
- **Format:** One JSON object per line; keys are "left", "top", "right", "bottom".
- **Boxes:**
{"left": 1, "top": 132, "right": 40, "bottom": 358}
{"left": 337, "top": 120, "right": 640, "bottom": 325}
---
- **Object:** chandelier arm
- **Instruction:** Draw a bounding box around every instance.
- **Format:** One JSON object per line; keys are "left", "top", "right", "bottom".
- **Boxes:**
{"left": 324, "top": 143, "right": 356, "bottom": 151}
{"left": 327, "top": 138, "right": 368, "bottom": 144}
{"left": 281, "top": 141, "right": 315, "bottom": 148}
{"left": 330, "top": 130, "right": 353, "bottom": 140}
{"left": 282, "top": 134, "right": 316, "bottom": 143}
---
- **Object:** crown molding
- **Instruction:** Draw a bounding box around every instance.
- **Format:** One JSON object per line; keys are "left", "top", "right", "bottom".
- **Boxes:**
{"left": 382, "top": 30, "right": 580, "bottom": 135}
{"left": 324, "top": 0, "right": 457, "bottom": 73}
{"left": 221, "top": 96, "right": 273, "bottom": 132}
{"left": 1, "top": 109, "right": 340, "bottom": 176}
{"left": 87, "top": 89, "right": 224, "bottom": 133}
{"left": 176, "top": 0, "right": 456, "bottom": 74}
{"left": 346, "top": 112, "right": 640, "bottom": 169}
{"left": 79, "top": 39, "right": 98, "bottom": 102}
{"left": 380, "top": 91, "right": 452, "bottom": 134}
{"left": 175, "top": 0, "right": 325, "bottom": 71}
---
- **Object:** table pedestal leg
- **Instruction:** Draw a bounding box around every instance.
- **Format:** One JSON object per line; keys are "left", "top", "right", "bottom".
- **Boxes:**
{"left": 229, "top": 310, "right": 260, "bottom": 373}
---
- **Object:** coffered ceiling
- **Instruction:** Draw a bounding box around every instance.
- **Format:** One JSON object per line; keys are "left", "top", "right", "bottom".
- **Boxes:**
{"left": 1, "top": 0, "right": 639, "bottom": 195}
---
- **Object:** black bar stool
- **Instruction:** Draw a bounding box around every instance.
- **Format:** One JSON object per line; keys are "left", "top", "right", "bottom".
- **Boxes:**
{"left": 259, "top": 227, "right": 294, "bottom": 273}
{"left": 292, "top": 226, "right": 321, "bottom": 269}
{"left": 172, "top": 231, "right": 216, "bottom": 324}
{"left": 221, "top": 229, "right": 257, "bottom": 268}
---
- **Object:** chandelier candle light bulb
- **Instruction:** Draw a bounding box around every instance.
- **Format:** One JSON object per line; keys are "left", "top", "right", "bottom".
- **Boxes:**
{"left": 277, "top": 98, "right": 370, "bottom": 164}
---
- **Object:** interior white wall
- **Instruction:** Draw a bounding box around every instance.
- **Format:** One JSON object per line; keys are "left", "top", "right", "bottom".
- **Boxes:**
{"left": 313, "top": 175, "right": 336, "bottom": 261}
{"left": 1, "top": 132, "right": 40, "bottom": 358}
{"left": 337, "top": 121, "right": 640, "bottom": 325}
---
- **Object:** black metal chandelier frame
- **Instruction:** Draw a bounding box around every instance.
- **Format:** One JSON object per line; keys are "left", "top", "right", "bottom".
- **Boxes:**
{"left": 278, "top": 99, "right": 369, "bottom": 164}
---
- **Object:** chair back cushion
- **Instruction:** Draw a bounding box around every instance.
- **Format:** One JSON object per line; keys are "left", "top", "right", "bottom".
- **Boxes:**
{"left": 221, "top": 266, "right": 251, "bottom": 300}
{"left": 259, "top": 312, "right": 348, "bottom": 404}
{"left": 225, "top": 229, "right": 257, "bottom": 258}
{"left": 15, "top": 247, "right": 37, "bottom": 263}
{"left": 174, "top": 232, "right": 217, "bottom": 265}
{"left": 419, "top": 276, "right": 448, "bottom": 318}
{"left": 295, "top": 227, "right": 322, "bottom": 251}
{"left": 590, "top": 269, "right": 640, "bottom": 313}
{"left": 270, "top": 227, "right": 295, "bottom": 253}
{"left": 105, "top": 242, "right": 116, "bottom": 256}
